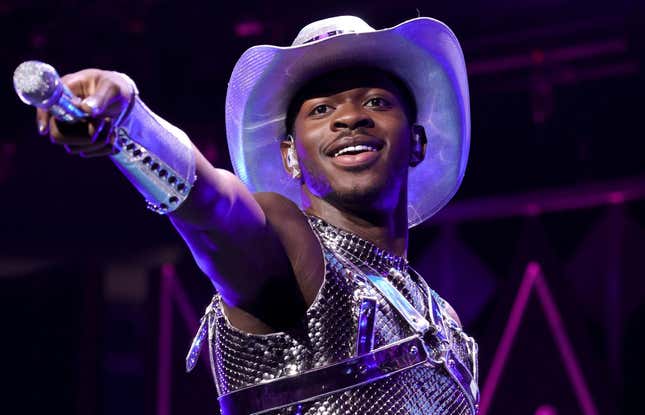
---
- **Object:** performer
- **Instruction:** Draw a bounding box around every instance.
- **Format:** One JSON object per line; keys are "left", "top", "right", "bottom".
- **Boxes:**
{"left": 34, "top": 16, "right": 477, "bottom": 415}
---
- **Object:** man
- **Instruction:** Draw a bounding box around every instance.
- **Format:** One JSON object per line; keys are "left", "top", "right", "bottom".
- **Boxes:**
{"left": 34, "top": 15, "right": 477, "bottom": 415}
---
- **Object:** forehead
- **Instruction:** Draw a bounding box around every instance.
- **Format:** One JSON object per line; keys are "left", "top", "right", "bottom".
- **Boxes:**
{"left": 285, "top": 66, "right": 416, "bottom": 131}
{"left": 294, "top": 67, "right": 408, "bottom": 103}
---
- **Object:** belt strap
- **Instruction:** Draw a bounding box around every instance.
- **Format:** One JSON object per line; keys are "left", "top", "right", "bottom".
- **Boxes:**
{"left": 218, "top": 335, "right": 430, "bottom": 415}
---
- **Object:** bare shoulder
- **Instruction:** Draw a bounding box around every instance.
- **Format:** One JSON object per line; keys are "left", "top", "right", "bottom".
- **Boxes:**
{"left": 432, "top": 291, "right": 462, "bottom": 328}
{"left": 218, "top": 192, "right": 324, "bottom": 333}
{"left": 253, "top": 192, "right": 310, "bottom": 236}
{"left": 253, "top": 192, "right": 325, "bottom": 306}
{"left": 253, "top": 191, "right": 303, "bottom": 217}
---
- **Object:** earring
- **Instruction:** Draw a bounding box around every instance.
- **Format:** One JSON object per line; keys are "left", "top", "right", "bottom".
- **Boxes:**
{"left": 286, "top": 134, "right": 301, "bottom": 179}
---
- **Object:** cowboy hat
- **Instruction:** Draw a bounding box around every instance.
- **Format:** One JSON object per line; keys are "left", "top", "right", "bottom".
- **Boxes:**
{"left": 225, "top": 15, "right": 470, "bottom": 227}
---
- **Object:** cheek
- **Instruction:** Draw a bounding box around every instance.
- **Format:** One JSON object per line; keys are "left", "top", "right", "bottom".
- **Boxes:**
{"left": 387, "top": 123, "right": 413, "bottom": 159}
{"left": 299, "top": 156, "right": 333, "bottom": 198}
{"left": 294, "top": 140, "right": 317, "bottom": 168}
{"left": 294, "top": 136, "right": 342, "bottom": 197}
{"left": 297, "top": 144, "right": 326, "bottom": 184}
{"left": 293, "top": 122, "right": 326, "bottom": 164}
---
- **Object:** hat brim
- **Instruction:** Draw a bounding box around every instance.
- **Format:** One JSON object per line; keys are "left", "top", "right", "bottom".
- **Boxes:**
{"left": 225, "top": 17, "right": 470, "bottom": 227}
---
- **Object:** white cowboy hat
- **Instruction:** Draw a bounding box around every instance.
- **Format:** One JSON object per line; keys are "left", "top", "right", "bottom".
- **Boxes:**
{"left": 225, "top": 15, "right": 470, "bottom": 227}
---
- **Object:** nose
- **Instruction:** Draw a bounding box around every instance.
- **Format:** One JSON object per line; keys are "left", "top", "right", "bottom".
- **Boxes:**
{"left": 332, "top": 104, "right": 374, "bottom": 131}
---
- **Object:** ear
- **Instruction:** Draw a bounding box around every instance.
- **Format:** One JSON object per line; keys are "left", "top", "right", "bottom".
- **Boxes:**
{"left": 279, "top": 140, "right": 292, "bottom": 174}
{"left": 409, "top": 124, "right": 427, "bottom": 167}
{"left": 279, "top": 135, "right": 301, "bottom": 179}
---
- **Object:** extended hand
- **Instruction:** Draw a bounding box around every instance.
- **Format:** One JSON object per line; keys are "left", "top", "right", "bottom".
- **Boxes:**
{"left": 35, "top": 69, "right": 134, "bottom": 158}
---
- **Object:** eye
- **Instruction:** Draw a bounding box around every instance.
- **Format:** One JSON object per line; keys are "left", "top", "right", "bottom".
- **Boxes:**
{"left": 308, "top": 104, "right": 332, "bottom": 116}
{"left": 365, "top": 97, "right": 392, "bottom": 108}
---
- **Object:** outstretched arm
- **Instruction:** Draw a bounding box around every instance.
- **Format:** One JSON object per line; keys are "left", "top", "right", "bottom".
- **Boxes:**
{"left": 35, "top": 68, "right": 298, "bottom": 313}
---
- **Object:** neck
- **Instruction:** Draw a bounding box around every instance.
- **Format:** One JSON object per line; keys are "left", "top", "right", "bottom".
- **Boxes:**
{"left": 301, "top": 186, "right": 409, "bottom": 257}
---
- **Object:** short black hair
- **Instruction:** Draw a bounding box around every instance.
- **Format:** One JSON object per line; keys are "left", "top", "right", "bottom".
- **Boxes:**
{"left": 285, "top": 66, "right": 417, "bottom": 136}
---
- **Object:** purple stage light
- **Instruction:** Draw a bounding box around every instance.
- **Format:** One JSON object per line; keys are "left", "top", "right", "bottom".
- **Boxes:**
{"left": 235, "top": 20, "right": 263, "bottom": 38}
{"left": 478, "top": 262, "right": 598, "bottom": 415}
{"left": 535, "top": 404, "right": 558, "bottom": 415}
{"left": 157, "top": 264, "right": 174, "bottom": 415}
{"left": 608, "top": 191, "right": 624, "bottom": 204}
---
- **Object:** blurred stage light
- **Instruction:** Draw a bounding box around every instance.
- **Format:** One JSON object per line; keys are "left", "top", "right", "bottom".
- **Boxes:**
{"left": 234, "top": 20, "right": 264, "bottom": 38}
{"left": 535, "top": 404, "right": 558, "bottom": 415}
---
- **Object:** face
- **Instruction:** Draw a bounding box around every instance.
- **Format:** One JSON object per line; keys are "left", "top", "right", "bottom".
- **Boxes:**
{"left": 284, "top": 68, "right": 418, "bottom": 212}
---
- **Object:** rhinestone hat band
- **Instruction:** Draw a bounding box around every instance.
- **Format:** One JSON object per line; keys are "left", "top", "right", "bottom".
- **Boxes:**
{"left": 303, "top": 29, "right": 355, "bottom": 44}
{"left": 308, "top": 215, "right": 409, "bottom": 274}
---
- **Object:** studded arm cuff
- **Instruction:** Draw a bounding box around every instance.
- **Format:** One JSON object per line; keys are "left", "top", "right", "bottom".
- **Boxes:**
{"left": 109, "top": 96, "right": 196, "bottom": 214}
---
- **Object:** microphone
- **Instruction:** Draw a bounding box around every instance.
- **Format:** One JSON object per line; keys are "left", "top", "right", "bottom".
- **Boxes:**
{"left": 13, "top": 60, "right": 87, "bottom": 123}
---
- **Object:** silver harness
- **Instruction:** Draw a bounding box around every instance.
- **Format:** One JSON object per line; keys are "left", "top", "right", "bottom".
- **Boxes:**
{"left": 187, "top": 216, "right": 479, "bottom": 414}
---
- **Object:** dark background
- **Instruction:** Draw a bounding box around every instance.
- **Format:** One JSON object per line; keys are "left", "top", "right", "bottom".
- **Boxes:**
{"left": 1, "top": 0, "right": 644, "bottom": 414}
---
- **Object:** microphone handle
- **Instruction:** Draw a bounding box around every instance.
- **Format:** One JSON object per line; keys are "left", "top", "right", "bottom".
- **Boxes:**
{"left": 48, "top": 83, "right": 88, "bottom": 123}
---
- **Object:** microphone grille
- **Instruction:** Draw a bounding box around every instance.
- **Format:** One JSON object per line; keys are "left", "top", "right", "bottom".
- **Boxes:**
{"left": 13, "top": 61, "right": 61, "bottom": 107}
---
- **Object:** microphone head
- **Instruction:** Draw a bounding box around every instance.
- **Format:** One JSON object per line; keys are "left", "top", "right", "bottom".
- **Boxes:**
{"left": 13, "top": 60, "right": 62, "bottom": 108}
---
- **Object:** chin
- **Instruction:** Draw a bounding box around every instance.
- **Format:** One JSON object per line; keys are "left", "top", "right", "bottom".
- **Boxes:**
{"left": 329, "top": 177, "right": 402, "bottom": 212}
{"left": 302, "top": 163, "right": 405, "bottom": 211}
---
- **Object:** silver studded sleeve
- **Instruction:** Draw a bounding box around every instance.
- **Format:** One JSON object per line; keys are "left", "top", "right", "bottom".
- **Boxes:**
{"left": 109, "top": 95, "right": 196, "bottom": 214}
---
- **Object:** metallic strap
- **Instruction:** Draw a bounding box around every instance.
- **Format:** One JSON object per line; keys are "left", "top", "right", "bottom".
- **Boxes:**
{"left": 186, "top": 300, "right": 216, "bottom": 372}
{"left": 218, "top": 335, "right": 430, "bottom": 415}
{"left": 366, "top": 272, "right": 431, "bottom": 334}
{"left": 317, "top": 227, "right": 479, "bottom": 413}
{"left": 426, "top": 287, "right": 479, "bottom": 410}
{"left": 355, "top": 297, "right": 377, "bottom": 355}
{"left": 369, "top": 270, "right": 478, "bottom": 411}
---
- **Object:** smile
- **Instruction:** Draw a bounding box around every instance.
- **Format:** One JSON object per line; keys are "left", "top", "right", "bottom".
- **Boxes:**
{"left": 324, "top": 135, "right": 385, "bottom": 169}
{"left": 332, "top": 144, "right": 379, "bottom": 157}
{"left": 329, "top": 144, "right": 382, "bottom": 169}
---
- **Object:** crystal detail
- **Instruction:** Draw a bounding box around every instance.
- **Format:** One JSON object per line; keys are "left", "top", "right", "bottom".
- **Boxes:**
{"left": 307, "top": 215, "right": 409, "bottom": 275}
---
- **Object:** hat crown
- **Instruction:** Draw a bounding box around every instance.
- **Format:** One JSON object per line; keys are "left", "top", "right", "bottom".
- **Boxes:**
{"left": 292, "top": 16, "right": 374, "bottom": 46}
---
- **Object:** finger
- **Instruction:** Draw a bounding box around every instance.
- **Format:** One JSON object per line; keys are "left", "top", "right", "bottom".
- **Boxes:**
{"left": 52, "top": 136, "right": 95, "bottom": 145}
{"left": 36, "top": 108, "right": 51, "bottom": 136}
{"left": 64, "top": 140, "right": 112, "bottom": 155}
{"left": 60, "top": 70, "right": 101, "bottom": 114}
{"left": 61, "top": 70, "right": 99, "bottom": 100}
{"left": 88, "top": 118, "right": 113, "bottom": 144}
{"left": 48, "top": 118, "right": 93, "bottom": 145}
{"left": 78, "top": 77, "right": 120, "bottom": 117}
{"left": 79, "top": 144, "right": 115, "bottom": 158}
{"left": 52, "top": 135, "right": 94, "bottom": 145}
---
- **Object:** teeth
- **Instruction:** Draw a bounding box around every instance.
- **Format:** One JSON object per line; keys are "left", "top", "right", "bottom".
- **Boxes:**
{"left": 333, "top": 145, "right": 377, "bottom": 157}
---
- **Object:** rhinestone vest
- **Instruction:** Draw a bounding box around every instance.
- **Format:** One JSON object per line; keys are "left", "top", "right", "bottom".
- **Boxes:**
{"left": 205, "top": 217, "right": 478, "bottom": 414}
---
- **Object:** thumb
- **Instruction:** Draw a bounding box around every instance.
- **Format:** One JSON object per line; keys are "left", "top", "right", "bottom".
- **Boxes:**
{"left": 79, "top": 95, "right": 103, "bottom": 117}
